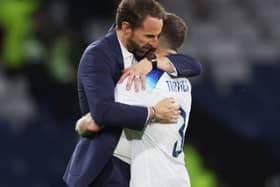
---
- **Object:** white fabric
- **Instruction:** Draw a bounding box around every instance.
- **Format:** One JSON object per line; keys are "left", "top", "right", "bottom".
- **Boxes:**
{"left": 113, "top": 38, "right": 136, "bottom": 163}
{"left": 114, "top": 69, "right": 192, "bottom": 187}
{"left": 118, "top": 37, "right": 135, "bottom": 69}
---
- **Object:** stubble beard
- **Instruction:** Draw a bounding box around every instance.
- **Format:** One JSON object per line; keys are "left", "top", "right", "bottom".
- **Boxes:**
{"left": 127, "top": 37, "right": 155, "bottom": 61}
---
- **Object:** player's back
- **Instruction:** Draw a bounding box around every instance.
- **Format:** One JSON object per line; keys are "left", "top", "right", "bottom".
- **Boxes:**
{"left": 115, "top": 69, "right": 192, "bottom": 187}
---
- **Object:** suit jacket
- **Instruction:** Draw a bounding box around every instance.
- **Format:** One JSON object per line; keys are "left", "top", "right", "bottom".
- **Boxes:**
{"left": 63, "top": 27, "right": 201, "bottom": 187}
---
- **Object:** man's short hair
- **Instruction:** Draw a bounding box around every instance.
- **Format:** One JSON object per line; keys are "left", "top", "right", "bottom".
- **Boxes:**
{"left": 161, "top": 13, "right": 188, "bottom": 51}
{"left": 116, "top": 0, "right": 166, "bottom": 30}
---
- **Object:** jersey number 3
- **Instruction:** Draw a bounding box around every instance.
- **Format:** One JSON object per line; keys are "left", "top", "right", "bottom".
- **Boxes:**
{"left": 172, "top": 107, "right": 186, "bottom": 158}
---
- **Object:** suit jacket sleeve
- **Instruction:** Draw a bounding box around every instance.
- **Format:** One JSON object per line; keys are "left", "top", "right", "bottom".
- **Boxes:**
{"left": 78, "top": 47, "right": 147, "bottom": 130}
{"left": 167, "top": 54, "right": 202, "bottom": 77}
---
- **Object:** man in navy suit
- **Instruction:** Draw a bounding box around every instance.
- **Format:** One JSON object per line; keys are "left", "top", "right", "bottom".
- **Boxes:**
{"left": 63, "top": 0, "right": 201, "bottom": 187}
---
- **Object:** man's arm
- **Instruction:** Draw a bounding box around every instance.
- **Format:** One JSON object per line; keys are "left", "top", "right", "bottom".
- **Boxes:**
{"left": 76, "top": 97, "right": 181, "bottom": 136}
{"left": 167, "top": 53, "right": 202, "bottom": 77}
{"left": 118, "top": 53, "right": 202, "bottom": 91}
{"left": 79, "top": 47, "right": 179, "bottom": 131}
{"left": 79, "top": 47, "right": 148, "bottom": 130}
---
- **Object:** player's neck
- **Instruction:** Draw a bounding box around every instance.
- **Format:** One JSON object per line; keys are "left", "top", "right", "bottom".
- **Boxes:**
{"left": 158, "top": 48, "right": 177, "bottom": 56}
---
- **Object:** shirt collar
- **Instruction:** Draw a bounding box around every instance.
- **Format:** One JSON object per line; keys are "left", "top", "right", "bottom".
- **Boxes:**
{"left": 117, "top": 37, "right": 134, "bottom": 60}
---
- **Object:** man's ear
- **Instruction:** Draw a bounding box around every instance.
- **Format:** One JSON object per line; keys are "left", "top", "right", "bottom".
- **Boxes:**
{"left": 121, "top": 21, "right": 132, "bottom": 36}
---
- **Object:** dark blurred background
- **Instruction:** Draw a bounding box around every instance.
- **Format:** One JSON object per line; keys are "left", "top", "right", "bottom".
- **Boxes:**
{"left": 0, "top": 0, "right": 279, "bottom": 187}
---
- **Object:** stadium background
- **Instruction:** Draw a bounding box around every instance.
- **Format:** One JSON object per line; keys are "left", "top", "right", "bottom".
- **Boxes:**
{"left": 0, "top": 0, "right": 279, "bottom": 186}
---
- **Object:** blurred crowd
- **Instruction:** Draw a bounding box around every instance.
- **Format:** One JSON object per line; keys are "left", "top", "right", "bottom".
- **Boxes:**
{"left": 0, "top": 0, "right": 279, "bottom": 187}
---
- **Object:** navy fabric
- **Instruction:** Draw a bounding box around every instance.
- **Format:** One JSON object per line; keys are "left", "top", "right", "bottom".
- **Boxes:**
{"left": 88, "top": 156, "right": 130, "bottom": 187}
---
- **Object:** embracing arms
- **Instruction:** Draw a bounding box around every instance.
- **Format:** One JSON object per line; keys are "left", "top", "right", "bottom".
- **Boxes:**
{"left": 78, "top": 47, "right": 179, "bottom": 131}
{"left": 118, "top": 53, "right": 202, "bottom": 91}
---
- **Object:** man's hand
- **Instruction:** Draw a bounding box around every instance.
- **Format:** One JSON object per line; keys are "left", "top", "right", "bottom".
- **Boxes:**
{"left": 156, "top": 55, "right": 176, "bottom": 74}
{"left": 118, "top": 58, "right": 152, "bottom": 92}
{"left": 75, "top": 113, "right": 102, "bottom": 136}
{"left": 151, "top": 97, "right": 180, "bottom": 123}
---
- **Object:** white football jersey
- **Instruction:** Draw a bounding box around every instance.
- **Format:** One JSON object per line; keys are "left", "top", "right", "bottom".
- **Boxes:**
{"left": 114, "top": 69, "right": 192, "bottom": 187}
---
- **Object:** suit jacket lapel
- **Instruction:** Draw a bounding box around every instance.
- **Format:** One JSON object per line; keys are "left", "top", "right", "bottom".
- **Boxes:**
{"left": 104, "top": 25, "right": 124, "bottom": 70}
